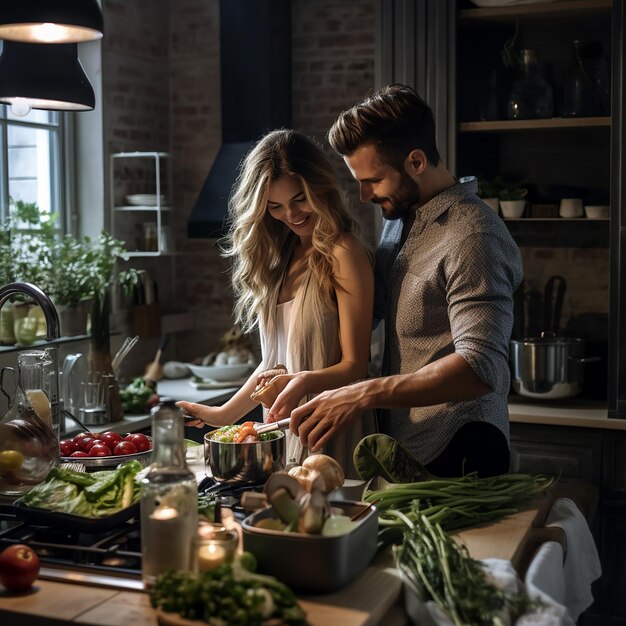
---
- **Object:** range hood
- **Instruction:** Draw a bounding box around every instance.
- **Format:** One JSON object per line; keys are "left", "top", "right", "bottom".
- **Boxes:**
{"left": 187, "top": 0, "right": 292, "bottom": 239}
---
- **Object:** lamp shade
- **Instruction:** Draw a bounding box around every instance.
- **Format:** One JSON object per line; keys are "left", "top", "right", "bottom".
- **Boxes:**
{"left": 0, "top": 0, "right": 103, "bottom": 44}
{"left": 0, "top": 42, "right": 95, "bottom": 112}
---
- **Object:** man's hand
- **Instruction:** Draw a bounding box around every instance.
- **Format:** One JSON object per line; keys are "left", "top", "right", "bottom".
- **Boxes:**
{"left": 290, "top": 382, "right": 367, "bottom": 452}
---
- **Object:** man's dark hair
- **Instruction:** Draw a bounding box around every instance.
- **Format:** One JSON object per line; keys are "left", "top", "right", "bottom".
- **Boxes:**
{"left": 328, "top": 84, "right": 441, "bottom": 168}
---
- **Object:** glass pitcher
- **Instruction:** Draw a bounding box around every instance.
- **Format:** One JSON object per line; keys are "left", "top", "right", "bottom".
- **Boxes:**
{"left": 0, "top": 349, "right": 59, "bottom": 496}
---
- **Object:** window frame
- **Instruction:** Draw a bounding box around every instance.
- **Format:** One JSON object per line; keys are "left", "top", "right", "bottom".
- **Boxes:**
{"left": 0, "top": 108, "right": 74, "bottom": 235}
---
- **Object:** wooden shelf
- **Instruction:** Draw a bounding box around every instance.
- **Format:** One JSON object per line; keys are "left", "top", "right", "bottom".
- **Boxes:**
{"left": 459, "top": 0, "right": 611, "bottom": 22}
{"left": 459, "top": 117, "right": 611, "bottom": 132}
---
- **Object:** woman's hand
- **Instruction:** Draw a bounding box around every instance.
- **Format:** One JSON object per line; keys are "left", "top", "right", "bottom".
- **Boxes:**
{"left": 175, "top": 401, "right": 230, "bottom": 429}
{"left": 266, "top": 372, "right": 309, "bottom": 422}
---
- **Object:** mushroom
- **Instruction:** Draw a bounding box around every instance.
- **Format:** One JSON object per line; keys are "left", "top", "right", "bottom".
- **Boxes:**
{"left": 263, "top": 471, "right": 306, "bottom": 526}
{"left": 298, "top": 489, "right": 329, "bottom": 534}
{"left": 302, "top": 454, "right": 345, "bottom": 493}
{"left": 288, "top": 466, "right": 327, "bottom": 493}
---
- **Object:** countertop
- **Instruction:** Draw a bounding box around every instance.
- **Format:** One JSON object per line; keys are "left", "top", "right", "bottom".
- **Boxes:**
{"left": 508, "top": 396, "right": 626, "bottom": 430}
{"left": 0, "top": 482, "right": 596, "bottom": 626}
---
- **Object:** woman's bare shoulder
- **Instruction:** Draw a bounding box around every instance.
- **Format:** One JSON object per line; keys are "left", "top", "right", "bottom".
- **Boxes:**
{"left": 333, "top": 232, "right": 373, "bottom": 261}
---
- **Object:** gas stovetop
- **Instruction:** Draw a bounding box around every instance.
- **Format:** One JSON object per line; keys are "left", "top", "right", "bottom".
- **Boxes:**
{"left": 0, "top": 478, "right": 262, "bottom": 591}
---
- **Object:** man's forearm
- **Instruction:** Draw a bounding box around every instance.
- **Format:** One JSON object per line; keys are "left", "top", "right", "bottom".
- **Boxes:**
{"left": 363, "top": 353, "right": 492, "bottom": 410}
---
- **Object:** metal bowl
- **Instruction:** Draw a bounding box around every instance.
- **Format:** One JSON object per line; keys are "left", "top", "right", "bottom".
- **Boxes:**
{"left": 204, "top": 431, "right": 285, "bottom": 484}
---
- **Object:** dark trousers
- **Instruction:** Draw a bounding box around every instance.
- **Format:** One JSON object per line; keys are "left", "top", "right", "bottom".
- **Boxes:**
{"left": 425, "top": 421, "right": 510, "bottom": 478}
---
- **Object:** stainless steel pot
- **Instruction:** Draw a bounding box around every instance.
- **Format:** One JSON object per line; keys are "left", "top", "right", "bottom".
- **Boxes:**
{"left": 204, "top": 431, "right": 286, "bottom": 484}
{"left": 509, "top": 335, "right": 600, "bottom": 399}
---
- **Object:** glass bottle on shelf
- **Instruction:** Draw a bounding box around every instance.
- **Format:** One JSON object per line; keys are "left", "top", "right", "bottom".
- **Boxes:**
{"left": 0, "top": 349, "right": 59, "bottom": 496}
{"left": 562, "top": 40, "right": 610, "bottom": 117}
{"left": 140, "top": 399, "right": 198, "bottom": 588}
{"left": 507, "top": 49, "right": 554, "bottom": 120}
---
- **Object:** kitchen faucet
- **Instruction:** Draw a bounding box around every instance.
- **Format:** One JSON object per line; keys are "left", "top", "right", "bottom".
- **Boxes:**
{"left": 0, "top": 281, "right": 61, "bottom": 436}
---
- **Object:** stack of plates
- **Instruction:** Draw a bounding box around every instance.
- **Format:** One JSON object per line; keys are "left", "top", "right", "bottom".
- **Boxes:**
{"left": 126, "top": 194, "right": 168, "bottom": 206}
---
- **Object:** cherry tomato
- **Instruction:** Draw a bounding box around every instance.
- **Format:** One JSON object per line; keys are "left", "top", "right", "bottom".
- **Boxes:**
{"left": 0, "top": 544, "right": 40, "bottom": 592}
{"left": 78, "top": 437, "right": 96, "bottom": 452}
{"left": 72, "top": 432, "right": 94, "bottom": 445}
{"left": 126, "top": 433, "right": 151, "bottom": 452}
{"left": 89, "top": 444, "right": 112, "bottom": 457}
{"left": 100, "top": 432, "right": 123, "bottom": 449}
{"left": 113, "top": 441, "right": 137, "bottom": 456}
{"left": 70, "top": 450, "right": 88, "bottom": 457}
{"left": 59, "top": 440, "right": 76, "bottom": 456}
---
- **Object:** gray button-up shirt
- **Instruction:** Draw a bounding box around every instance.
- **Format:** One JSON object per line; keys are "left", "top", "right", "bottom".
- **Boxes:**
{"left": 374, "top": 177, "right": 523, "bottom": 463}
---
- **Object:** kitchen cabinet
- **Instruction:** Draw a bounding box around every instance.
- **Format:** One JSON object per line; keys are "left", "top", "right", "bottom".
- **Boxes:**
{"left": 510, "top": 421, "right": 626, "bottom": 624}
{"left": 110, "top": 152, "right": 172, "bottom": 258}
{"left": 376, "top": 0, "right": 626, "bottom": 415}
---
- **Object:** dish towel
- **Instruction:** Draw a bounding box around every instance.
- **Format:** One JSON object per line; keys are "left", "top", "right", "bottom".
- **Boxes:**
{"left": 403, "top": 559, "right": 575, "bottom": 626}
{"left": 544, "top": 497, "right": 603, "bottom": 621}
{"left": 524, "top": 540, "right": 567, "bottom": 607}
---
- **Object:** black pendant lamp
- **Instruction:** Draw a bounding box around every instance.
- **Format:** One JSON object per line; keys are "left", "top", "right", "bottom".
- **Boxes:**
{"left": 0, "top": 0, "right": 103, "bottom": 44}
{"left": 0, "top": 41, "right": 95, "bottom": 114}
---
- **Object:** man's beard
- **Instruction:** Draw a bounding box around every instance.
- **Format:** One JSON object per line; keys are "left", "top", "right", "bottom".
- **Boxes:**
{"left": 371, "top": 171, "right": 421, "bottom": 220}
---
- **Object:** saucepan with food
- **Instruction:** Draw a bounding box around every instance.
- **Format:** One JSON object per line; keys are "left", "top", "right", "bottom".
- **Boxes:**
{"left": 204, "top": 420, "right": 288, "bottom": 484}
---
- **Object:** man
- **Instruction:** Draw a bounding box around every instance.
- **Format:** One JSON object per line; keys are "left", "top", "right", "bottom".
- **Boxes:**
{"left": 288, "top": 84, "right": 523, "bottom": 477}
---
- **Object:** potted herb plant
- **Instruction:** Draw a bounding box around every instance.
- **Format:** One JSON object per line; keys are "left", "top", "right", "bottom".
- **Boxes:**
{"left": 499, "top": 180, "right": 528, "bottom": 219}
{"left": 477, "top": 177, "right": 506, "bottom": 214}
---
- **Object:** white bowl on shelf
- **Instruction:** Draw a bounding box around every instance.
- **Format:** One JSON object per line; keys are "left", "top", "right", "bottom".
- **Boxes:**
{"left": 126, "top": 194, "right": 167, "bottom": 206}
{"left": 584, "top": 205, "right": 610, "bottom": 219}
{"left": 186, "top": 362, "right": 252, "bottom": 382}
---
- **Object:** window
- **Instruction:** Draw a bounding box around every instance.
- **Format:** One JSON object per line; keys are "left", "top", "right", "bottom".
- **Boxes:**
{"left": 0, "top": 106, "right": 67, "bottom": 231}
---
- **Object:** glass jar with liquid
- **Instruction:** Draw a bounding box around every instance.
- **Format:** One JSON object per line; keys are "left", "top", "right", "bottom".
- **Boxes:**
{"left": 140, "top": 399, "right": 198, "bottom": 587}
{"left": 0, "top": 349, "right": 59, "bottom": 496}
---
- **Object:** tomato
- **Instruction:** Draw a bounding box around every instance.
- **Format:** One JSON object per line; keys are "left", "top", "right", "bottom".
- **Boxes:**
{"left": 113, "top": 441, "right": 137, "bottom": 456}
{"left": 0, "top": 544, "right": 40, "bottom": 592}
{"left": 88, "top": 443, "right": 112, "bottom": 457}
{"left": 100, "top": 432, "right": 123, "bottom": 450}
{"left": 70, "top": 450, "right": 88, "bottom": 457}
{"left": 72, "top": 432, "right": 94, "bottom": 445}
{"left": 126, "top": 433, "right": 150, "bottom": 452}
{"left": 59, "top": 439, "right": 76, "bottom": 456}
{"left": 78, "top": 437, "right": 96, "bottom": 452}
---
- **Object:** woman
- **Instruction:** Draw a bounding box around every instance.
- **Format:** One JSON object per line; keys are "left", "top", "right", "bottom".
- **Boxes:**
{"left": 177, "top": 129, "right": 375, "bottom": 476}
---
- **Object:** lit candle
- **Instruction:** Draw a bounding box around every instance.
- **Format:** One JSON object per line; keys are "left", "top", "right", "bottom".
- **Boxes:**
{"left": 192, "top": 522, "right": 238, "bottom": 573}
{"left": 197, "top": 542, "right": 228, "bottom": 571}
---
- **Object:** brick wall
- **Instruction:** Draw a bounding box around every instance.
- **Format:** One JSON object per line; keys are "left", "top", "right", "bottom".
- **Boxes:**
{"left": 168, "top": 0, "right": 377, "bottom": 362}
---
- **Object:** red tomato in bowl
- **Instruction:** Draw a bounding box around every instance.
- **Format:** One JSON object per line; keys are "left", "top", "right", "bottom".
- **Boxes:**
{"left": 0, "top": 544, "right": 40, "bottom": 592}
{"left": 100, "top": 432, "right": 123, "bottom": 450}
{"left": 72, "top": 432, "right": 94, "bottom": 446}
{"left": 70, "top": 450, "right": 88, "bottom": 458}
{"left": 88, "top": 444, "right": 112, "bottom": 457}
{"left": 126, "top": 433, "right": 151, "bottom": 452}
{"left": 114, "top": 441, "right": 137, "bottom": 456}
{"left": 59, "top": 439, "right": 76, "bottom": 456}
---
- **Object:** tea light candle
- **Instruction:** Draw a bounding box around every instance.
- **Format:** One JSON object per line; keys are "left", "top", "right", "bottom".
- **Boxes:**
{"left": 197, "top": 542, "right": 228, "bottom": 571}
{"left": 193, "top": 522, "right": 238, "bottom": 573}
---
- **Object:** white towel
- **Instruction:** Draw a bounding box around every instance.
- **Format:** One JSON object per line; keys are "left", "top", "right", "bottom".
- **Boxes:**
{"left": 545, "top": 497, "right": 602, "bottom": 621}
{"left": 403, "top": 559, "right": 575, "bottom": 626}
{"left": 524, "top": 541, "right": 567, "bottom": 607}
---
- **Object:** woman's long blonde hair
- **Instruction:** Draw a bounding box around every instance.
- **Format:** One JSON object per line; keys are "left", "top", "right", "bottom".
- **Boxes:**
{"left": 222, "top": 129, "right": 358, "bottom": 336}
